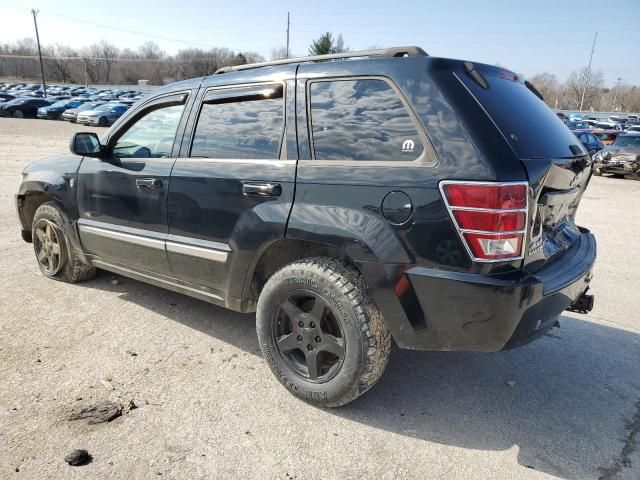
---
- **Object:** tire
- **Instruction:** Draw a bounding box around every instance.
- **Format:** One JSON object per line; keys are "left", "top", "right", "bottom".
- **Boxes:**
{"left": 31, "top": 202, "right": 96, "bottom": 283}
{"left": 13, "top": 109, "right": 24, "bottom": 118}
{"left": 256, "top": 257, "right": 391, "bottom": 407}
{"left": 98, "top": 117, "right": 108, "bottom": 127}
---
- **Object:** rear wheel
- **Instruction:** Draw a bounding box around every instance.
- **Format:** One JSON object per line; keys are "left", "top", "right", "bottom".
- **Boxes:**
{"left": 256, "top": 257, "right": 391, "bottom": 407}
{"left": 32, "top": 202, "right": 95, "bottom": 283}
{"left": 13, "top": 109, "right": 24, "bottom": 118}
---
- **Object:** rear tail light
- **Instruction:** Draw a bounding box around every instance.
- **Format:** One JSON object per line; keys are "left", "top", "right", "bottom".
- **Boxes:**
{"left": 440, "top": 181, "right": 528, "bottom": 262}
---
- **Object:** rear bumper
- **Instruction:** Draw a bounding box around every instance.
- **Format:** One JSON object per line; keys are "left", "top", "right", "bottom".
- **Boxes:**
{"left": 363, "top": 230, "right": 596, "bottom": 352}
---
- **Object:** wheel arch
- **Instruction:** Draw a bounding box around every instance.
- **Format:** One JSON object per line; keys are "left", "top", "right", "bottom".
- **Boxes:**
{"left": 240, "top": 238, "right": 364, "bottom": 309}
{"left": 18, "top": 190, "right": 58, "bottom": 237}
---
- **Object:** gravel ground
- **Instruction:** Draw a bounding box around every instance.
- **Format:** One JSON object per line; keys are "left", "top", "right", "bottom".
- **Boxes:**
{"left": 1, "top": 118, "right": 639, "bottom": 480}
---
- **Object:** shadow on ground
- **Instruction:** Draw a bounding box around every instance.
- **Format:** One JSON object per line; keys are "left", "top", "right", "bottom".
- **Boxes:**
{"left": 81, "top": 271, "right": 640, "bottom": 480}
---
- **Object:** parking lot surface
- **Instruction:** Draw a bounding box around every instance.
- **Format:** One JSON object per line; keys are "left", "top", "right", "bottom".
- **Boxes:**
{"left": 1, "top": 118, "right": 639, "bottom": 479}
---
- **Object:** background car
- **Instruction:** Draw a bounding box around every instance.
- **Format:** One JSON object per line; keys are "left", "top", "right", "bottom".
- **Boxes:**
{"left": 36, "top": 99, "right": 87, "bottom": 120}
{"left": 573, "top": 129, "right": 604, "bottom": 156}
{"left": 77, "top": 103, "right": 129, "bottom": 126}
{"left": 62, "top": 101, "right": 106, "bottom": 122}
{"left": 566, "top": 120, "right": 592, "bottom": 130}
{"left": 0, "top": 93, "right": 15, "bottom": 102}
{"left": 0, "top": 97, "right": 52, "bottom": 118}
{"left": 594, "top": 121, "right": 623, "bottom": 131}
{"left": 593, "top": 133, "right": 640, "bottom": 177}
{"left": 591, "top": 129, "right": 622, "bottom": 146}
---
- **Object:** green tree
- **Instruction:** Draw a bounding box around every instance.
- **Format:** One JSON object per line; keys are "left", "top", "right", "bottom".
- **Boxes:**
{"left": 308, "top": 32, "right": 348, "bottom": 55}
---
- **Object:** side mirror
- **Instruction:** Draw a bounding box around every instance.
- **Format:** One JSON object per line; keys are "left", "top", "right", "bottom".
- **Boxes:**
{"left": 70, "top": 132, "right": 103, "bottom": 157}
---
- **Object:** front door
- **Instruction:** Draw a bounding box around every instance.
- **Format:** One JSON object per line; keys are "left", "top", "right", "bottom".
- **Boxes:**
{"left": 77, "top": 92, "right": 189, "bottom": 275}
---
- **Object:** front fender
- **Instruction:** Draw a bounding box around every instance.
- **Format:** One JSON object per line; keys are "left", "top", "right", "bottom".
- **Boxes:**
{"left": 16, "top": 154, "right": 83, "bottom": 252}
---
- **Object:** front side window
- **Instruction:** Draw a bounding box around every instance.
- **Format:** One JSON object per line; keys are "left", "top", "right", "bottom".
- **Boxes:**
{"left": 190, "top": 86, "right": 284, "bottom": 159}
{"left": 112, "top": 104, "right": 184, "bottom": 158}
{"left": 309, "top": 79, "right": 424, "bottom": 161}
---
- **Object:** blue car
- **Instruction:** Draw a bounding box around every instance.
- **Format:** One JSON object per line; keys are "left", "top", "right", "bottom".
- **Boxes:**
{"left": 573, "top": 129, "right": 604, "bottom": 156}
{"left": 37, "top": 99, "right": 87, "bottom": 120}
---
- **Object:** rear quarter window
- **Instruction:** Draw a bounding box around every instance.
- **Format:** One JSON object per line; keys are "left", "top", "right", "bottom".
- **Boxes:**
{"left": 457, "top": 66, "right": 585, "bottom": 159}
{"left": 308, "top": 78, "right": 425, "bottom": 161}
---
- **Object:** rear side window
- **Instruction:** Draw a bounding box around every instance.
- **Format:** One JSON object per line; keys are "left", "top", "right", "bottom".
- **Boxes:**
{"left": 190, "top": 87, "right": 284, "bottom": 159}
{"left": 309, "top": 79, "right": 424, "bottom": 161}
{"left": 457, "top": 66, "right": 587, "bottom": 158}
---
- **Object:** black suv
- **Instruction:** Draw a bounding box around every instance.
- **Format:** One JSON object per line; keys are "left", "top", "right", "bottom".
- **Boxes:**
{"left": 15, "top": 47, "right": 596, "bottom": 407}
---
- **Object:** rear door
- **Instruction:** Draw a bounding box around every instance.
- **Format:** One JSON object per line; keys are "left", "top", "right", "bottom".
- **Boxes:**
{"left": 77, "top": 92, "right": 190, "bottom": 275}
{"left": 167, "top": 72, "right": 297, "bottom": 298}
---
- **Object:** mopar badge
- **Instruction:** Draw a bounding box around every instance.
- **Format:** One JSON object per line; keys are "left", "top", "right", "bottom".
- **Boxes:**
{"left": 402, "top": 139, "right": 415, "bottom": 153}
{"left": 528, "top": 237, "right": 543, "bottom": 256}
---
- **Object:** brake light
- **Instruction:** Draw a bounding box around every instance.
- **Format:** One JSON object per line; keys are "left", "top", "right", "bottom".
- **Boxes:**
{"left": 440, "top": 181, "right": 528, "bottom": 261}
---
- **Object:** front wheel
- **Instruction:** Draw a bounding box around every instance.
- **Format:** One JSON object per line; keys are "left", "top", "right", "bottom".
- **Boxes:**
{"left": 256, "top": 257, "right": 391, "bottom": 407}
{"left": 98, "top": 117, "right": 108, "bottom": 127}
{"left": 32, "top": 202, "right": 96, "bottom": 283}
{"left": 13, "top": 109, "right": 24, "bottom": 118}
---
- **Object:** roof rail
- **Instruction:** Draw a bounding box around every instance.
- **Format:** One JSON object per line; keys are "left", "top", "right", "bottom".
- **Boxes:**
{"left": 214, "top": 46, "right": 428, "bottom": 74}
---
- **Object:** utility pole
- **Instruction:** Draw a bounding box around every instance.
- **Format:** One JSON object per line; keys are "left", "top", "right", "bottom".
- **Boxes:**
{"left": 612, "top": 77, "right": 622, "bottom": 111}
{"left": 579, "top": 31, "right": 597, "bottom": 112}
{"left": 31, "top": 9, "right": 47, "bottom": 98}
{"left": 286, "top": 12, "right": 290, "bottom": 59}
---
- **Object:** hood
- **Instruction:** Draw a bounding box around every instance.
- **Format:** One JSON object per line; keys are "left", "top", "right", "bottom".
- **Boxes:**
{"left": 601, "top": 145, "right": 640, "bottom": 156}
{"left": 599, "top": 144, "right": 640, "bottom": 163}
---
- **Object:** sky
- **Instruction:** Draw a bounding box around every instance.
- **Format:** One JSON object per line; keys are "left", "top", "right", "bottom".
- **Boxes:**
{"left": 0, "top": 0, "right": 639, "bottom": 86}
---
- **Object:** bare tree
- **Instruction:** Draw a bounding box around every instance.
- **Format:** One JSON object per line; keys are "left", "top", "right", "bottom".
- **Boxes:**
{"left": 138, "top": 41, "right": 164, "bottom": 60}
{"left": 45, "top": 44, "right": 76, "bottom": 83}
{"left": 565, "top": 67, "right": 604, "bottom": 110}
{"left": 99, "top": 40, "right": 119, "bottom": 84}
{"left": 528, "top": 73, "right": 560, "bottom": 106}
{"left": 270, "top": 46, "right": 288, "bottom": 60}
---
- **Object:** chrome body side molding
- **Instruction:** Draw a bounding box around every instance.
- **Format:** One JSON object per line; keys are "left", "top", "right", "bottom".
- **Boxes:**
{"left": 77, "top": 219, "right": 230, "bottom": 263}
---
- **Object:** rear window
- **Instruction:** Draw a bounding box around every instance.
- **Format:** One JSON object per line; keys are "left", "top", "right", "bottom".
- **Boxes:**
{"left": 458, "top": 66, "right": 586, "bottom": 158}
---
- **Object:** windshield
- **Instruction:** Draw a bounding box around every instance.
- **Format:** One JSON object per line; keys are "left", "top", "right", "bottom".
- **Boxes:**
{"left": 51, "top": 101, "right": 69, "bottom": 107}
{"left": 613, "top": 136, "right": 640, "bottom": 148}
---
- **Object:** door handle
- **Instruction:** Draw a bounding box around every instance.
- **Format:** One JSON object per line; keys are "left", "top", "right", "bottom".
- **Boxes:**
{"left": 136, "top": 178, "right": 162, "bottom": 189}
{"left": 242, "top": 182, "right": 282, "bottom": 197}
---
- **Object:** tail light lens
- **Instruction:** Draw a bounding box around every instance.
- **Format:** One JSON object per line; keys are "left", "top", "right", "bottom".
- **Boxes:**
{"left": 440, "top": 181, "right": 528, "bottom": 261}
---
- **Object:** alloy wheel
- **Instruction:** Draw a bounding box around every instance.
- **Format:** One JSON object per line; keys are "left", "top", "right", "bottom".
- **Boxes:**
{"left": 33, "top": 219, "right": 65, "bottom": 275}
{"left": 272, "top": 291, "right": 345, "bottom": 382}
